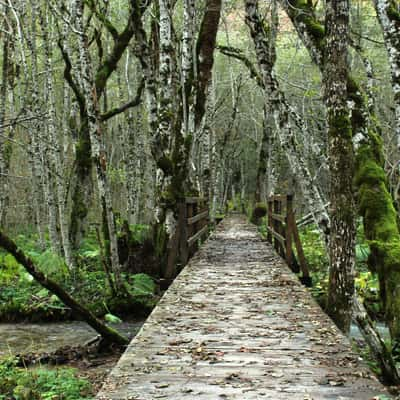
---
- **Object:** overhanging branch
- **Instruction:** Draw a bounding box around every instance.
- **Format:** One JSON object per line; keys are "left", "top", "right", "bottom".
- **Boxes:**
{"left": 100, "top": 78, "right": 145, "bottom": 121}
{"left": 217, "top": 45, "right": 264, "bottom": 89}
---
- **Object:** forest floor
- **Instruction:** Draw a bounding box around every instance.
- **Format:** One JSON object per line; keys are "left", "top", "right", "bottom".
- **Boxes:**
{"left": 68, "top": 350, "right": 123, "bottom": 394}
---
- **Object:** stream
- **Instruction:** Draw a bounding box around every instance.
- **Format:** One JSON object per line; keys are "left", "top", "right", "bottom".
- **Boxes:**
{"left": 350, "top": 321, "right": 390, "bottom": 341}
{"left": 0, "top": 320, "right": 145, "bottom": 357}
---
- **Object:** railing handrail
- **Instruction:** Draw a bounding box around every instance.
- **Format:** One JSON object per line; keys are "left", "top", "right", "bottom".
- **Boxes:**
{"left": 165, "top": 198, "right": 210, "bottom": 280}
{"left": 267, "top": 194, "right": 311, "bottom": 286}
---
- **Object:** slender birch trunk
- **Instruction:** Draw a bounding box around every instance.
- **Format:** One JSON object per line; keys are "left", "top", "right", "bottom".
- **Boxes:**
{"left": 41, "top": 7, "right": 75, "bottom": 266}
{"left": 74, "top": 0, "right": 122, "bottom": 284}
{"left": 373, "top": 0, "right": 400, "bottom": 149}
{"left": 10, "top": 0, "right": 46, "bottom": 249}
{"left": 0, "top": 8, "right": 10, "bottom": 227}
{"left": 29, "top": 0, "right": 60, "bottom": 253}
{"left": 244, "top": 0, "right": 330, "bottom": 242}
{"left": 324, "top": 0, "right": 356, "bottom": 333}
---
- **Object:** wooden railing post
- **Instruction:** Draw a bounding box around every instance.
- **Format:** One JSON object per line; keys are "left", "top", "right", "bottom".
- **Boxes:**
{"left": 273, "top": 199, "right": 279, "bottom": 253}
{"left": 285, "top": 195, "right": 297, "bottom": 272}
{"left": 267, "top": 200, "right": 273, "bottom": 244}
{"left": 188, "top": 202, "right": 195, "bottom": 257}
{"left": 164, "top": 197, "right": 211, "bottom": 281}
{"left": 289, "top": 207, "right": 312, "bottom": 286}
{"left": 266, "top": 193, "right": 312, "bottom": 287}
{"left": 179, "top": 201, "right": 189, "bottom": 266}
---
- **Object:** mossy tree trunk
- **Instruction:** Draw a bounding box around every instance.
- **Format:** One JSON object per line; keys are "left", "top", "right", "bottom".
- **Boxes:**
{"left": 255, "top": 108, "right": 270, "bottom": 203}
{"left": 280, "top": 0, "right": 400, "bottom": 341}
{"left": 60, "top": 0, "right": 149, "bottom": 251}
{"left": 133, "top": 0, "right": 221, "bottom": 278}
{"left": 324, "top": 0, "right": 355, "bottom": 334}
{"left": 244, "top": 0, "right": 330, "bottom": 242}
{"left": 74, "top": 0, "right": 122, "bottom": 286}
{"left": 0, "top": 6, "right": 10, "bottom": 227}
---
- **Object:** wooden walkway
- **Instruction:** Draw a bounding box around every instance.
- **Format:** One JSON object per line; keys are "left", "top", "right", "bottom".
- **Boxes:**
{"left": 97, "top": 215, "right": 390, "bottom": 399}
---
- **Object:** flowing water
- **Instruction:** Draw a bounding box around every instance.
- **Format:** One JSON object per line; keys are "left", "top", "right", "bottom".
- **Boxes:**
{"left": 350, "top": 321, "right": 390, "bottom": 341}
{"left": 0, "top": 320, "right": 144, "bottom": 357}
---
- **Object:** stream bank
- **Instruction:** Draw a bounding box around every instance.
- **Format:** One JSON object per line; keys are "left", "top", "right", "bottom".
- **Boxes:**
{"left": 0, "top": 319, "right": 145, "bottom": 395}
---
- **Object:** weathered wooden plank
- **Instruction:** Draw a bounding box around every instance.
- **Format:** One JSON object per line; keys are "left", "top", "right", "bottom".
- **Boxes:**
{"left": 271, "top": 212, "right": 286, "bottom": 222}
{"left": 187, "top": 225, "right": 208, "bottom": 247}
{"left": 267, "top": 226, "right": 286, "bottom": 245}
{"left": 187, "top": 210, "right": 209, "bottom": 225}
{"left": 97, "top": 215, "right": 390, "bottom": 400}
{"left": 185, "top": 197, "right": 205, "bottom": 204}
{"left": 268, "top": 194, "right": 287, "bottom": 203}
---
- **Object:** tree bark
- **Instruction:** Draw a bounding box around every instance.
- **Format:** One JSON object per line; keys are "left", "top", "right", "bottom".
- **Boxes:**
{"left": 74, "top": 0, "right": 122, "bottom": 285}
{"left": 244, "top": 0, "right": 330, "bottom": 242}
{"left": 353, "top": 297, "right": 400, "bottom": 384}
{"left": 62, "top": 0, "right": 150, "bottom": 248}
{"left": 373, "top": 0, "right": 400, "bottom": 150}
{"left": 280, "top": 0, "right": 400, "bottom": 342}
{"left": 324, "top": 0, "right": 356, "bottom": 334}
{"left": 0, "top": 7, "right": 10, "bottom": 227}
{"left": 10, "top": 0, "right": 46, "bottom": 249}
{"left": 41, "top": 6, "right": 74, "bottom": 265}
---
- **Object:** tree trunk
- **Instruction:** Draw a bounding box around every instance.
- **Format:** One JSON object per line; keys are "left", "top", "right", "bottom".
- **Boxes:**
{"left": 353, "top": 297, "right": 400, "bottom": 385}
{"left": 280, "top": 0, "right": 400, "bottom": 342}
{"left": 373, "top": 0, "right": 400, "bottom": 150}
{"left": 74, "top": 0, "right": 122, "bottom": 285}
{"left": 10, "top": 0, "right": 46, "bottom": 249}
{"left": 324, "top": 0, "right": 355, "bottom": 334}
{"left": 244, "top": 0, "right": 330, "bottom": 242}
{"left": 0, "top": 8, "right": 10, "bottom": 227}
{"left": 30, "top": 0, "right": 60, "bottom": 254}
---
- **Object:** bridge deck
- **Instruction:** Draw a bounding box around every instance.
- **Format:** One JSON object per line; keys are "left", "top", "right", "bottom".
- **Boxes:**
{"left": 97, "top": 215, "right": 389, "bottom": 399}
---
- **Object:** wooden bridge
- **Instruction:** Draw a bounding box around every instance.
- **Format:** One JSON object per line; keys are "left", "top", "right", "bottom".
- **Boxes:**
{"left": 97, "top": 210, "right": 390, "bottom": 399}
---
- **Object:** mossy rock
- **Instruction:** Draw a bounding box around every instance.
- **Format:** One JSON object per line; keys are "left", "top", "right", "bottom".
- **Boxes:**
{"left": 251, "top": 203, "right": 267, "bottom": 225}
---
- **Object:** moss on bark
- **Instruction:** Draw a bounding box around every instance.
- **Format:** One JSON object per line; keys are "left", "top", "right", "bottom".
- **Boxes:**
{"left": 282, "top": 0, "right": 400, "bottom": 340}
{"left": 355, "top": 136, "right": 400, "bottom": 339}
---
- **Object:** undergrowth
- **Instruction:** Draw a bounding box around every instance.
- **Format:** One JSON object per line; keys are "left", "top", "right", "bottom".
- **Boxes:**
{"left": 0, "top": 358, "right": 93, "bottom": 400}
{"left": 0, "top": 225, "right": 157, "bottom": 322}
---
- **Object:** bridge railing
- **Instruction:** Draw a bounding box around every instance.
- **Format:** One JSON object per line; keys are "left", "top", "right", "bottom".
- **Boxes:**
{"left": 267, "top": 194, "right": 312, "bottom": 286}
{"left": 165, "top": 197, "right": 209, "bottom": 279}
{"left": 180, "top": 197, "right": 209, "bottom": 264}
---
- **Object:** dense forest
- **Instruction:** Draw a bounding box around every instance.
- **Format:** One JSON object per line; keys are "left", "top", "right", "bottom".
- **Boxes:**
{"left": 1, "top": 0, "right": 400, "bottom": 398}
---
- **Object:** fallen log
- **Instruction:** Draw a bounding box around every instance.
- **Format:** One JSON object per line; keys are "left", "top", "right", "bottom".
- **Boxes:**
{"left": 0, "top": 230, "right": 129, "bottom": 346}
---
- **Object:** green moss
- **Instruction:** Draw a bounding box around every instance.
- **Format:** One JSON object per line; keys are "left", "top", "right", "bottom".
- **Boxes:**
{"left": 251, "top": 203, "right": 267, "bottom": 225}
{"left": 95, "top": 65, "right": 111, "bottom": 90}
{"left": 3, "top": 142, "right": 12, "bottom": 165}
{"left": 75, "top": 129, "right": 92, "bottom": 174}
{"left": 70, "top": 188, "right": 88, "bottom": 244}
{"left": 355, "top": 129, "right": 400, "bottom": 339}
{"left": 158, "top": 155, "right": 174, "bottom": 175}
{"left": 387, "top": 1, "right": 400, "bottom": 21}
{"left": 355, "top": 157, "right": 386, "bottom": 187}
{"left": 289, "top": 0, "right": 325, "bottom": 48}
{"left": 354, "top": 134, "right": 386, "bottom": 188}
{"left": 346, "top": 76, "right": 367, "bottom": 130}
{"left": 329, "top": 113, "right": 352, "bottom": 138}
{"left": 154, "top": 223, "right": 168, "bottom": 260}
